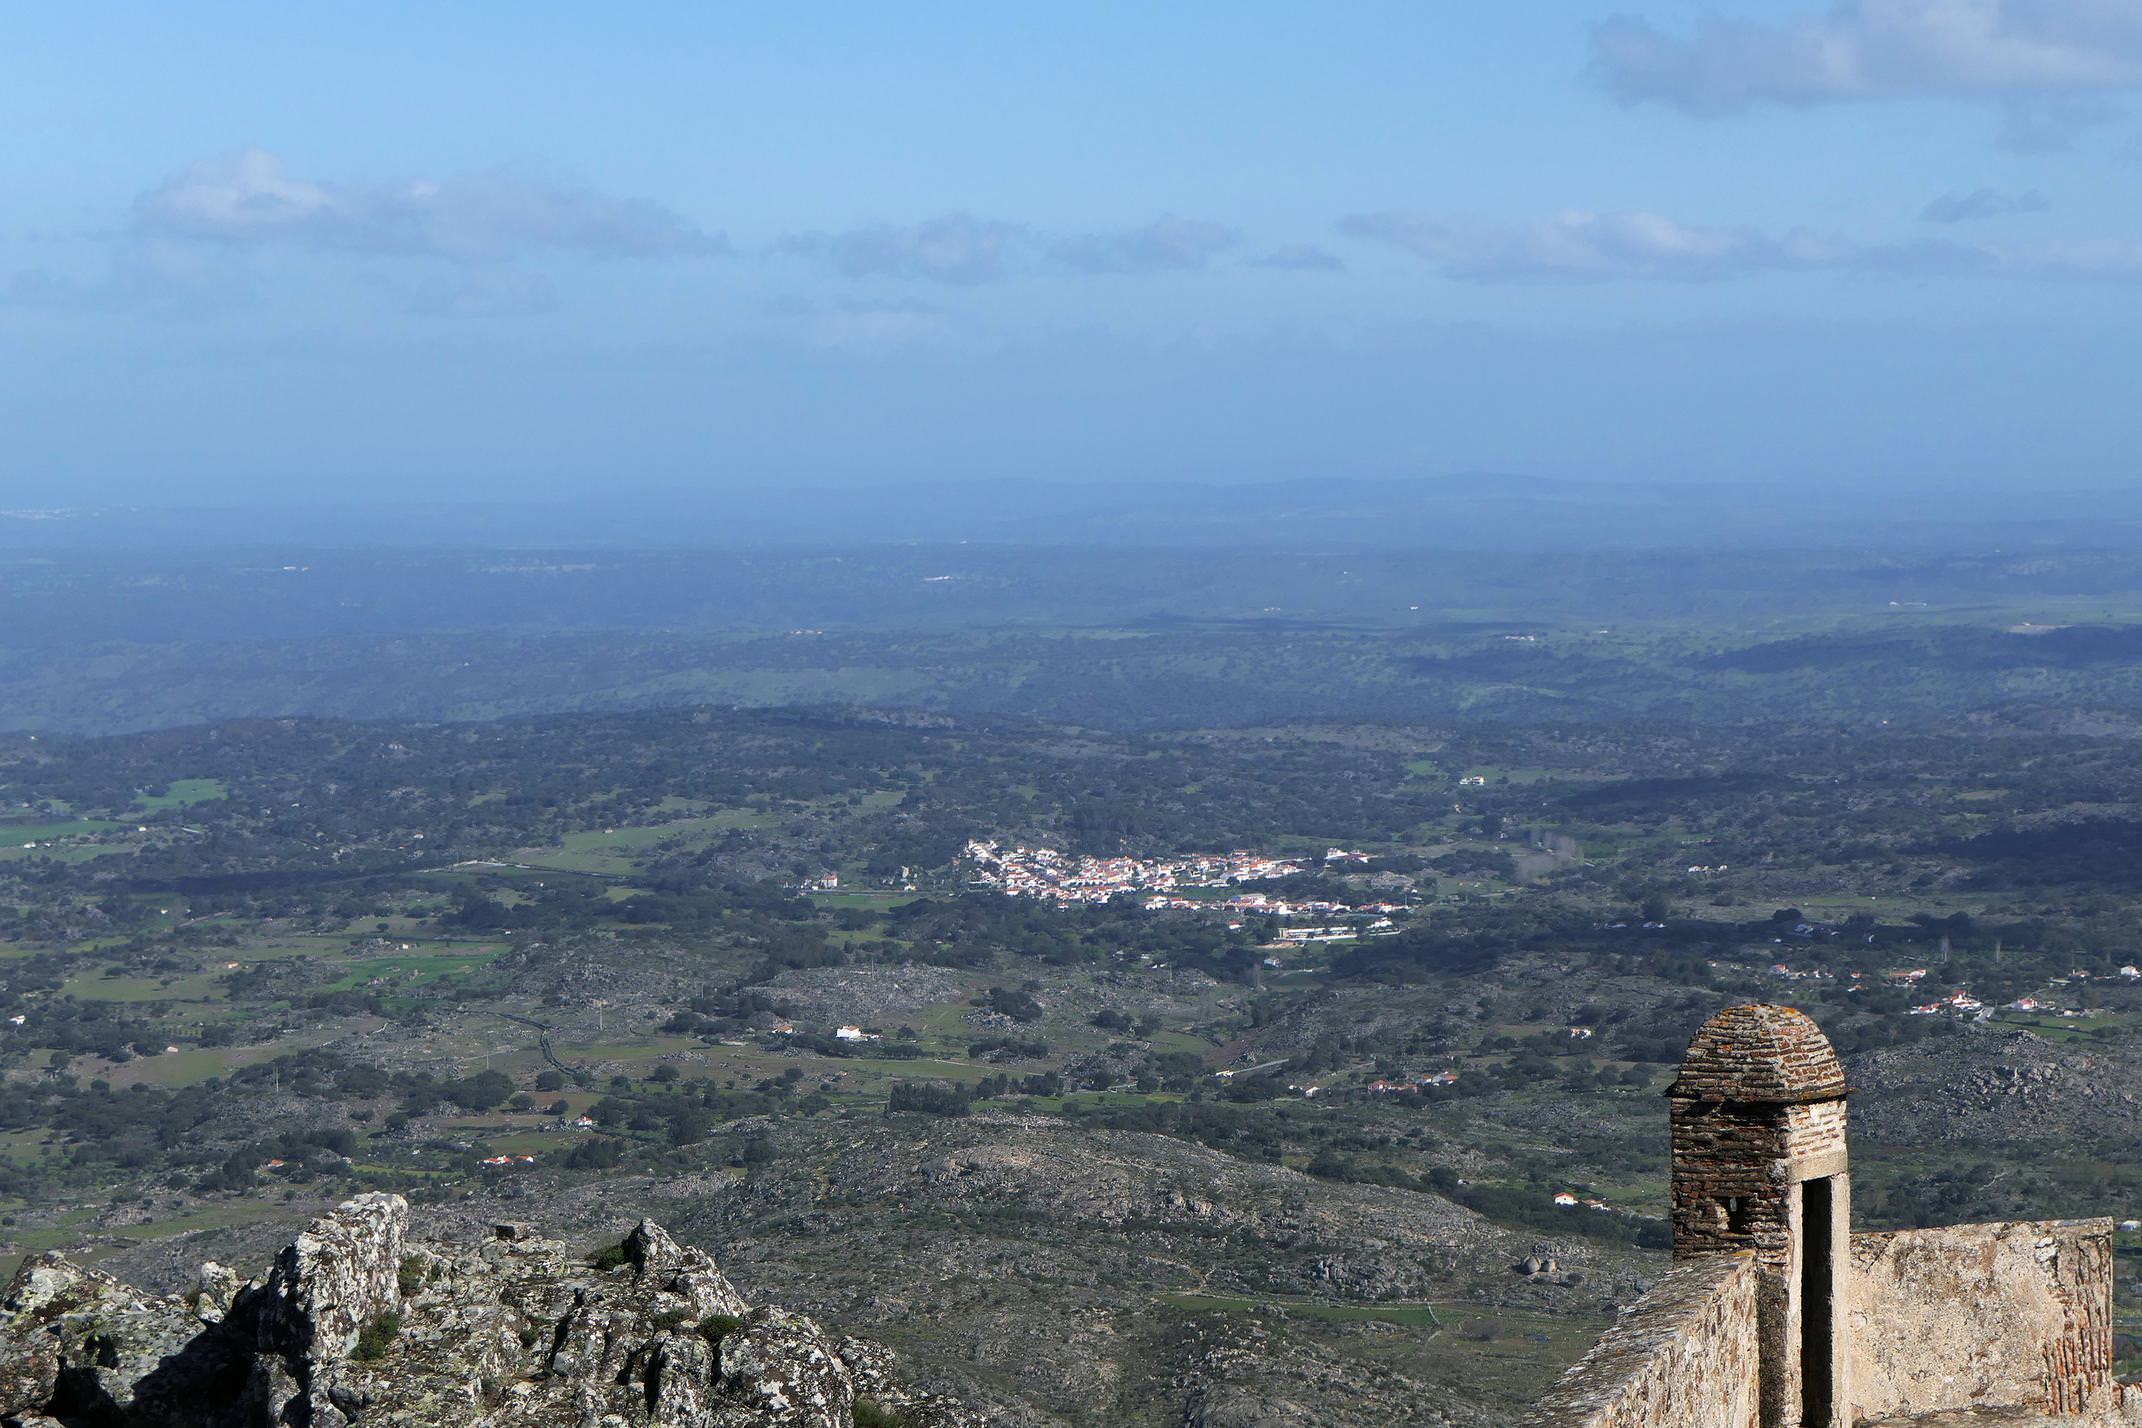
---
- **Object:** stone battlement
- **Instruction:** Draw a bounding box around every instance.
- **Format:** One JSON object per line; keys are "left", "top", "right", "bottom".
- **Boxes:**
{"left": 1523, "top": 1254, "right": 1762, "bottom": 1428}
{"left": 1529, "top": 1005, "right": 2134, "bottom": 1428}
{"left": 1852, "top": 1219, "right": 2117, "bottom": 1421}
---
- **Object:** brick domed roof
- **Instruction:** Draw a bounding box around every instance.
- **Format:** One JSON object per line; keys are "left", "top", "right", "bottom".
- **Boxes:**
{"left": 1668, "top": 1003, "right": 1846, "bottom": 1103}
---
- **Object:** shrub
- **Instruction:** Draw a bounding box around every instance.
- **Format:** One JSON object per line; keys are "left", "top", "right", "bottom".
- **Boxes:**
{"left": 563, "top": 1139, "right": 626, "bottom": 1170}
{"left": 352, "top": 1311, "right": 402, "bottom": 1362}
{"left": 854, "top": 1398, "right": 908, "bottom": 1428}
{"left": 885, "top": 1081, "right": 970, "bottom": 1117}
{"left": 978, "top": 987, "right": 1043, "bottom": 1023}
{"left": 446, "top": 1069, "right": 514, "bottom": 1111}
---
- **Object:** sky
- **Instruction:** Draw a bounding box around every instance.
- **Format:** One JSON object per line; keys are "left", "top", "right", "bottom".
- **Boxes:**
{"left": 4, "top": 1, "right": 2142, "bottom": 504}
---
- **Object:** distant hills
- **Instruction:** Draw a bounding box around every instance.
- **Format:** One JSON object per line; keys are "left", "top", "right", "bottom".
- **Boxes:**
{"left": 9, "top": 472, "right": 2142, "bottom": 551}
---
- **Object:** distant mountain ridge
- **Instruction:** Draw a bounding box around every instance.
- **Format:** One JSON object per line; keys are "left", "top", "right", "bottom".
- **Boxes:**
{"left": 9, "top": 473, "right": 2142, "bottom": 551}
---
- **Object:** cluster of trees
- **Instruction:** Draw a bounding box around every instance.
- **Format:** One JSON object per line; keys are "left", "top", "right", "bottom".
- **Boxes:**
{"left": 0, "top": 996, "right": 165, "bottom": 1064}
{"left": 881, "top": 894, "right": 1266, "bottom": 981}
{"left": 885, "top": 1070, "right": 1067, "bottom": 1118}
{"left": 976, "top": 986, "right": 1044, "bottom": 1022}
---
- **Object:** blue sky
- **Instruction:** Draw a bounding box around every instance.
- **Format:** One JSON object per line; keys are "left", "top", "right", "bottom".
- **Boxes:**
{"left": 5, "top": 2, "right": 2141, "bottom": 503}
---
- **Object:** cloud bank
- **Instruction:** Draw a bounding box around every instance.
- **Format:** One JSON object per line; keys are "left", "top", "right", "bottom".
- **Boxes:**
{"left": 1920, "top": 186, "right": 2049, "bottom": 222}
{"left": 21, "top": 147, "right": 2138, "bottom": 314}
{"left": 1253, "top": 243, "right": 1346, "bottom": 271}
{"left": 779, "top": 213, "right": 1242, "bottom": 281}
{"left": 1339, "top": 209, "right": 1858, "bottom": 282}
{"left": 777, "top": 214, "right": 1023, "bottom": 285}
{"left": 1046, "top": 216, "right": 1237, "bottom": 274}
{"left": 1340, "top": 206, "right": 2142, "bottom": 283}
{"left": 1590, "top": 1, "right": 2142, "bottom": 115}
{"left": 136, "top": 148, "right": 724, "bottom": 260}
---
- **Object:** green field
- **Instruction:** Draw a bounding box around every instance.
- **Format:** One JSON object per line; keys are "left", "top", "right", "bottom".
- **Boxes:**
{"left": 809, "top": 890, "right": 920, "bottom": 910}
{"left": 0, "top": 818, "right": 123, "bottom": 843}
{"left": 59, "top": 969, "right": 227, "bottom": 1004}
{"left": 1, "top": 1199, "right": 304, "bottom": 1276}
{"left": 1458, "top": 765, "right": 1557, "bottom": 785}
{"left": 75, "top": 1026, "right": 373, "bottom": 1088}
{"left": 322, "top": 946, "right": 506, "bottom": 993}
{"left": 510, "top": 812, "right": 779, "bottom": 875}
{"left": 132, "top": 778, "right": 230, "bottom": 811}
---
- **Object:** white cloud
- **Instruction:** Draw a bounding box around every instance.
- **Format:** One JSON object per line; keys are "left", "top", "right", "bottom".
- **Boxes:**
{"left": 1591, "top": 1, "right": 2142, "bottom": 115}
{"left": 778, "top": 214, "right": 1023, "bottom": 285}
{"left": 1253, "top": 242, "right": 1346, "bottom": 271}
{"left": 1920, "top": 186, "right": 2049, "bottom": 222}
{"left": 779, "top": 213, "right": 1240, "bottom": 281}
{"left": 1047, "top": 215, "right": 1237, "bottom": 274}
{"left": 136, "top": 147, "right": 723, "bottom": 260}
{"left": 1993, "top": 92, "right": 2123, "bottom": 151}
{"left": 1341, "top": 205, "right": 2142, "bottom": 284}
{"left": 1339, "top": 209, "right": 1858, "bottom": 282}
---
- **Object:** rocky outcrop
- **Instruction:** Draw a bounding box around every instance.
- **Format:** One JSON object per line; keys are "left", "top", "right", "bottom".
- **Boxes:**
{"left": 0, "top": 1251, "right": 245, "bottom": 1427}
{"left": 1851, "top": 1030, "right": 2142, "bottom": 1150}
{"left": 0, "top": 1195, "right": 979, "bottom": 1427}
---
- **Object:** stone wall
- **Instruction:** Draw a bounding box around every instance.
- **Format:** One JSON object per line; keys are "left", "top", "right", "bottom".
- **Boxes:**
{"left": 1522, "top": 1253, "right": 1762, "bottom": 1428}
{"left": 1850, "top": 1218, "right": 2116, "bottom": 1423}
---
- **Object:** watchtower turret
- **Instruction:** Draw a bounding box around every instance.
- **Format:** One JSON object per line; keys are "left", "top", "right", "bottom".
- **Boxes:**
{"left": 1668, "top": 1004, "right": 1849, "bottom": 1428}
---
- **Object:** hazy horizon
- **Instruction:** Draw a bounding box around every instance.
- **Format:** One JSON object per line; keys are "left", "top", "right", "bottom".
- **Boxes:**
{"left": 9, "top": 467, "right": 2142, "bottom": 555}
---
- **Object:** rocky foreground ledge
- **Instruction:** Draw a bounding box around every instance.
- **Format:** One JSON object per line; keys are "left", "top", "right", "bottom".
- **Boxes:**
{"left": 0, "top": 1194, "right": 984, "bottom": 1427}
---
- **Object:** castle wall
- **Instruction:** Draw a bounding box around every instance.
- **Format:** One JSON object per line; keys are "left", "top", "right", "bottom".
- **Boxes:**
{"left": 1849, "top": 1218, "right": 2116, "bottom": 1423}
{"left": 1522, "top": 1253, "right": 1761, "bottom": 1428}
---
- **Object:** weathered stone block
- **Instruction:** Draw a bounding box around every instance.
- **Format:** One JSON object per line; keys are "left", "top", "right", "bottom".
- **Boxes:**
{"left": 1522, "top": 1253, "right": 1762, "bottom": 1428}
{"left": 1850, "top": 1218, "right": 2117, "bottom": 1423}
